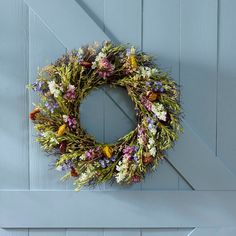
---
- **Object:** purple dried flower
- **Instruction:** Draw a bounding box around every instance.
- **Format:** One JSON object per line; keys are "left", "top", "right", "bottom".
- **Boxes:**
{"left": 45, "top": 100, "right": 58, "bottom": 113}
{"left": 132, "top": 175, "right": 141, "bottom": 183}
{"left": 67, "top": 117, "right": 77, "bottom": 129}
{"left": 98, "top": 58, "right": 114, "bottom": 78}
{"left": 64, "top": 85, "right": 76, "bottom": 100}
{"left": 99, "top": 159, "right": 106, "bottom": 168}
{"left": 141, "top": 96, "right": 152, "bottom": 111}
{"left": 85, "top": 149, "right": 94, "bottom": 160}
{"left": 32, "top": 80, "right": 47, "bottom": 93}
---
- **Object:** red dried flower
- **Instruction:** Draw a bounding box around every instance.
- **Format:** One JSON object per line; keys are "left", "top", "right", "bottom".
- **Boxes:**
{"left": 29, "top": 108, "right": 40, "bottom": 120}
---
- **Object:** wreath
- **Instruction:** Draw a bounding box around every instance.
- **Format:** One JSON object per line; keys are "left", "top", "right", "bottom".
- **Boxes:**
{"left": 28, "top": 41, "right": 182, "bottom": 190}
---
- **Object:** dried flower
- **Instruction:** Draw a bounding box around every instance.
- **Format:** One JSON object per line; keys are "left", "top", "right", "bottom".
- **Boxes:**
{"left": 71, "top": 167, "right": 78, "bottom": 177}
{"left": 147, "top": 91, "right": 159, "bottom": 102}
{"left": 64, "top": 85, "right": 76, "bottom": 100}
{"left": 57, "top": 124, "right": 66, "bottom": 136}
{"left": 142, "top": 153, "right": 153, "bottom": 165}
{"left": 129, "top": 55, "right": 138, "bottom": 69}
{"left": 132, "top": 175, "right": 141, "bottom": 183}
{"left": 48, "top": 81, "right": 60, "bottom": 98}
{"left": 103, "top": 145, "right": 113, "bottom": 158}
{"left": 59, "top": 141, "right": 67, "bottom": 154}
{"left": 29, "top": 108, "right": 40, "bottom": 120}
{"left": 151, "top": 103, "right": 167, "bottom": 121}
{"left": 80, "top": 61, "right": 92, "bottom": 68}
{"left": 141, "top": 96, "right": 152, "bottom": 111}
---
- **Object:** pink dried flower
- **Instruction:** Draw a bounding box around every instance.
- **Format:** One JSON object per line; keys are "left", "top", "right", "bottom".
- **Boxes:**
{"left": 64, "top": 85, "right": 76, "bottom": 100}
{"left": 98, "top": 58, "right": 114, "bottom": 78}
{"left": 141, "top": 96, "right": 152, "bottom": 111}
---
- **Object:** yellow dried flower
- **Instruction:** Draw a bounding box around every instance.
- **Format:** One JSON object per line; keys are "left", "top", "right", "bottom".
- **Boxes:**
{"left": 103, "top": 145, "right": 113, "bottom": 158}
{"left": 57, "top": 124, "right": 66, "bottom": 137}
{"left": 130, "top": 55, "right": 138, "bottom": 69}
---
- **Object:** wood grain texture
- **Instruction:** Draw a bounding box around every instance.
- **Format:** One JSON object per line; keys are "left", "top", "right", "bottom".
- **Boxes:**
{"left": 0, "top": 0, "right": 29, "bottom": 189}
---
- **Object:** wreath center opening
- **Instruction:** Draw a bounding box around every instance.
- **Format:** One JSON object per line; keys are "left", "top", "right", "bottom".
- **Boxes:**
{"left": 80, "top": 85, "right": 137, "bottom": 144}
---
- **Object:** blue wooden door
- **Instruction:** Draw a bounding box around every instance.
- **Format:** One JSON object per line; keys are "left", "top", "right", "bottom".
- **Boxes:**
{"left": 1, "top": 0, "right": 236, "bottom": 235}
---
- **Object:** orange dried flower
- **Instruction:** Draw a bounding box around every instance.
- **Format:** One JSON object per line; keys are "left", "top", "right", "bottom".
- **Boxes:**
{"left": 29, "top": 108, "right": 40, "bottom": 120}
{"left": 142, "top": 153, "right": 153, "bottom": 165}
{"left": 147, "top": 91, "right": 159, "bottom": 102}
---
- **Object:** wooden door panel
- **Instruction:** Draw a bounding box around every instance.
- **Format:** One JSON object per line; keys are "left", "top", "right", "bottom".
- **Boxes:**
{"left": 0, "top": 0, "right": 29, "bottom": 190}
{"left": 29, "top": 9, "right": 67, "bottom": 190}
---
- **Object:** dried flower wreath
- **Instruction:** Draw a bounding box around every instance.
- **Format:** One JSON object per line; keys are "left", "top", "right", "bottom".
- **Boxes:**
{"left": 28, "top": 41, "right": 182, "bottom": 190}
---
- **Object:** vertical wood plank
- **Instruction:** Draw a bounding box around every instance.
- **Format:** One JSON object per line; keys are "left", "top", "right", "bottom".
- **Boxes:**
{"left": 29, "top": 9, "right": 66, "bottom": 189}
{"left": 180, "top": 0, "right": 218, "bottom": 152}
{"left": 67, "top": 229, "right": 103, "bottom": 236}
{"left": 104, "top": 0, "right": 142, "bottom": 45}
{"left": 0, "top": 229, "right": 28, "bottom": 236}
{"left": 29, "top": 229, "right": 65, "bottom": 236}
{"left": 0, "top": 0, "right": 29, "bottom": 189}
{"left": 143, "top": 0, "right": 183, "bottom": 190}
{"left": 143, "top": 0, "right": 180, "bottom": 82}
{"left": 218, "top": 0, "right": 236, "bottom": 176}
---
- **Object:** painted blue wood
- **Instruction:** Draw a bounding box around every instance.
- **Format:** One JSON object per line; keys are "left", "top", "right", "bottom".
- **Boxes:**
{"left": 142, "top": 161, "right": 179, "bottom": 190}
{"left": 0, "top": 0, "right": 29, "bottom": 189}
{"left": 218, "top": 0, "right": 236, "bottom": 176}
{"left": 142, "top": 0, "right": 191, "bottom": 190}
{"left": 103, "top": 86, "right": 137, "bottom": 144}
{"left": 24, "top": 0, "right": 108, "bottom": 49}
{"left": 29, "top": 9, "right": 67, "bottom": 189}
{"left": 104, "top": 0, "right": 142, "bottom": 46}
{"left": 0, "top": 229, "right": 28, "bottom": 236}
{"left": 67, "top": 229, "right": 103, "bottom": 236}
{"left": 1, "top": 0, "right": 236, "bottom": 231}
{"left": 76, "top": 0, "right": 105, "bottom": 33}
{"left": 29, "top": 229, "right": 65, "bottom": 236}
{"left": 143, "top": 0, "right": 180, "bottom": 83}
{"left": 169, "top": 121, "right": 236, "bottom": 190}
{"left": 80, "top": 88, "right": 105, "bottom": 143}
{"left": 1, "top": 191, "right": 236, "bottom": 228}
{"left": 180, "top": 0, "right": 218, "bottom": 153}
{"left": 189, "top": 227, "right": 236, "bottom": 236}
{"left": 142, "top": 228, "right": 193, "bottom": 236}
{"left": 104, "top": 229, "right": 140, "bottom": 236}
